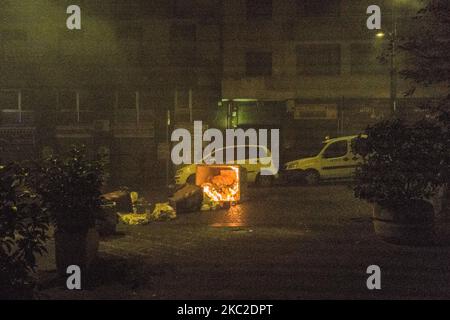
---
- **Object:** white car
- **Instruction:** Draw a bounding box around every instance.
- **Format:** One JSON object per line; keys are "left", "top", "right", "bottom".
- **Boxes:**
{"left": 283, "top": 135, "right": 365, "bottom": 185}
{"left": 174, "top": 145, "right": 278, "bottom": 187}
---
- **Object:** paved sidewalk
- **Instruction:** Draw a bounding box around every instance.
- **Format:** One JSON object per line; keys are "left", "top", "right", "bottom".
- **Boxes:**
{"left": 36, "top": 185, "right": 450, "bottom": 299}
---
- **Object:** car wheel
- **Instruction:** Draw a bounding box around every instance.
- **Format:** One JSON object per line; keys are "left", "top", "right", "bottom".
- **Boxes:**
{"left": 256, "top": 174, "right": 273, "bottom": 187}
{"left": 186, "top": 174, "right": 196, "bottom": 185}
{"left": 304, "top": 170, "right": 320, "bottom": 186}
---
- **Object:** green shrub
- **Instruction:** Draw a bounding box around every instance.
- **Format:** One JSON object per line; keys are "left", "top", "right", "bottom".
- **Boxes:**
{"left": 0, "top": 164, "right": 49, "bottom": 299}
{"left": 36, "top": 146, "right": 104, "bottom": 233}
{"left": 353, "top": 119, "right": 447, "bottom": 211}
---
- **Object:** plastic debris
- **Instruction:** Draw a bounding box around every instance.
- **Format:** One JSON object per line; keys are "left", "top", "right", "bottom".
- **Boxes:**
{"left": 201, "top": 198, "right": 220, "bottom": 211}
{"left": 102, "top": 189, "right": 132, "bottom": 212}
{"left": 118, "top": 213, "right": 149, "bottom": 225}
{"left": 130, "top": 191, "right": 139, "bottom": 213}
{"left": 201, "top": 203, "right": 211, "bottom": 211}
{"left": 150, "top": 202, "right": 176, "bottom": 221}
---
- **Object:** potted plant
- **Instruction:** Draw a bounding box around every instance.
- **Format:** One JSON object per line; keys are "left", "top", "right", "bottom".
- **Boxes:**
{"left": 353, "top": 119, "right": 446, "bottom": 245}
{"left": 36, "top": 146, "right": 104, "bottom": 275}
{"left": 0, "top": 164, "right": 49, "bottom": 299}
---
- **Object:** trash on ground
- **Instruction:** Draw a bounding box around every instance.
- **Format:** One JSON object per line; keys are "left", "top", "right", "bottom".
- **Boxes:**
{"left": 118, "top": 212, "right": 150, "bottom": 225}
{"left": 151, "top": 202, "right": 176, "bottom": 221}
{"left": 97, "top": 200, "right": 119, "bottom": 236}
{"left": 130, "top": 191, "right": 139, "bottom": 213}
{"left": 201, "top": 198, "right": 221, "bottom": 211}
{"left": 102, "top": 189, "right": 132, "bottom": 212}
{"left": 169, "top": 184, "right": 203, "bottom": 214}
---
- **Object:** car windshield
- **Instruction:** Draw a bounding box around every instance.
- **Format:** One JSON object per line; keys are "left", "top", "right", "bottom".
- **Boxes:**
{"left": 296, "top": 142, "right": 326, "bottom": 158}
{"left": 203, "top": 146, "right": 268, "bottom": 162}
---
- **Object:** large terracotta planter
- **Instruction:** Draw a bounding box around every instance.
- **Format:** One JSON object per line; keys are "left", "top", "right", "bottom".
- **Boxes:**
{"left": 372, "top": 200, "right": 435, "bottom": 246}
{"left": 54, "top": 227, "right": 99, "bottom": 276}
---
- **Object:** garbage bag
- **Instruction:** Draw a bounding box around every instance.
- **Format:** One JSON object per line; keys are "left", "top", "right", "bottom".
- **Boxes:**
{"left": 169, "top": 184, "right": 203, "bottom": 213}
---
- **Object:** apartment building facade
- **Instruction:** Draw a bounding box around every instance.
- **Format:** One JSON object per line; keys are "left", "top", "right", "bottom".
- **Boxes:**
{"left": 219, "top": 0, "right": 442, "bottom": 160}
{"left": 0, "top": 0, "right": 443, "bottom": 186}
{"left": 0, "top": 0, "right": 222, "bottom": 186}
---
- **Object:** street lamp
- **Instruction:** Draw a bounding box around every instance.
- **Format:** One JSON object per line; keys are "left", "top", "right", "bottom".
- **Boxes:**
{"left": 375, "top": 3, "right": 398, "bottom": 115}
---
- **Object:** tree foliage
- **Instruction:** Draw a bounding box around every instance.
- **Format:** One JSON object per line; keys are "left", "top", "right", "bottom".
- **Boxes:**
{"left": 353, "top": 119, "right": 447, "bottom": 211}
{"left": 399, "top": 0, "right": 450, "bottom": 125}
{"left": 35, "top": 146, "right": 104, "bottom": 233}
{"left": 0, "top": 164, "right": 49, "bottom": 298}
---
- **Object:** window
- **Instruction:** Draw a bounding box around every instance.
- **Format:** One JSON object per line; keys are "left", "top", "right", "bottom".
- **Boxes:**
{"left": 230, "top": 146, "right": 266, "bottom": 161}
{"left": 58, "top": 91, "right": 77, "bottom": 111}
{"left": 170, "top": 46, "right": 196, "bottom": 67}
{"left": 247, "top": 0, "right": 272, "bottom": 20}
{"left": 56, "top": 91, "right": 79, "bottom": 124}
{"left": 0, "top": 90, "right": 19, "bottom": 110}
{"left": 297, "top": 44, "right": 341, "bottom": 75}
{"left": 115, "top": 91, "right": 139, "bottom": 123}
{"left": 297, "top": 0, "right": 340, "bottom": 17}
{"left": 140, "top": 89, "right": 171, "bottom": 112}
{"left": 84, "top": 91, "right": 113, "bottom": 112}
{"left": 0, "top": 90, "right": 43, "bottom": 124}
{"left": 78, "top": 91, "right": 99, "bottom": 111}
{"left": 20, "top": 90, "right": 38, "bottom": 111}
{"left": 0, "top": 30, "right": 27, "bottom": 64}
{"left": 323, "top": 141, "right": 348, "bottom": 159}
{"left": 175, "top": 88, "right": 192, "bottom": 110}
{"left": 246, "top": 52, "right": 272, "bottom": 77}
{"left": 76, "top": 91, "right": 97, "bottom": 123}
{"left": 170, "top": 24, "right": 196, "bottom": 67}
{"left": 21, "top": 90, "right": 55, "bottom": 111}
{"left": 117, "top": 92, "right": 137, "bottom": 109}
{"left": 57, "top": 90, "right": 99, "bottom": 124}
{"left": 350, "top": 43, "right": 387, "bottom": 74}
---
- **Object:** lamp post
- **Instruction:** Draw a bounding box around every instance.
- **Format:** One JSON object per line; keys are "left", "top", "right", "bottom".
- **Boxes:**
{"left": 390, "top": 3, "right": 398, "bottom": 115}
{"left": 376, "top": 3, "right": 398, "bottom": 115}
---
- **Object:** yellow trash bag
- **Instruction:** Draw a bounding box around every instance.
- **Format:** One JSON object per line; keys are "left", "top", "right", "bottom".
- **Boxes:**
{"left": 118, "top": 213, "right": 149, "bottom": 225}
{"left": 150, "top": 202, "right": 176, "bottom": 221}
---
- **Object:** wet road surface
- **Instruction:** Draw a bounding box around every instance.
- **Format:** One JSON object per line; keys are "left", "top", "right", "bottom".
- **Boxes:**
{"left": 37, "top": 185, "right": 450, "bottom": 299}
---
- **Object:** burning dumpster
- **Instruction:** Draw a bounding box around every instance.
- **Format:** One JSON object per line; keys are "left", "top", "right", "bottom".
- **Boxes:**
{"left": 196, "top": 165, "right": 247, "bottom": 203}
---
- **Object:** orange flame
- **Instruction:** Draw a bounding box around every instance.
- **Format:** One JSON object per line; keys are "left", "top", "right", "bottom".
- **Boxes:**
{"left": 201, "top": 167, "right": 240, "bottom": 202}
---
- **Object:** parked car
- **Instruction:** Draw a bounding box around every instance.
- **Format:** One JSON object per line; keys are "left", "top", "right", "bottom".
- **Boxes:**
{"left": 174, "top": 145, "right": 278, "bottom": 187}
{"left": 282, "top": 135, "right": 365, "bottom": 185}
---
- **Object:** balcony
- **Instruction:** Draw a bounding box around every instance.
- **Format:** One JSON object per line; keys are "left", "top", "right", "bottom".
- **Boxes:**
{"left": 222, "top": 77, "right": 294, "bottom": 100}
{"left": 0, "top": 126, "right": 35, "bottom": 143}
{"left": 0, "top": 110, "right": 35, "bottom": 126}
{"left": 113, "top": 123, "right": 154, "bottom": 138}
